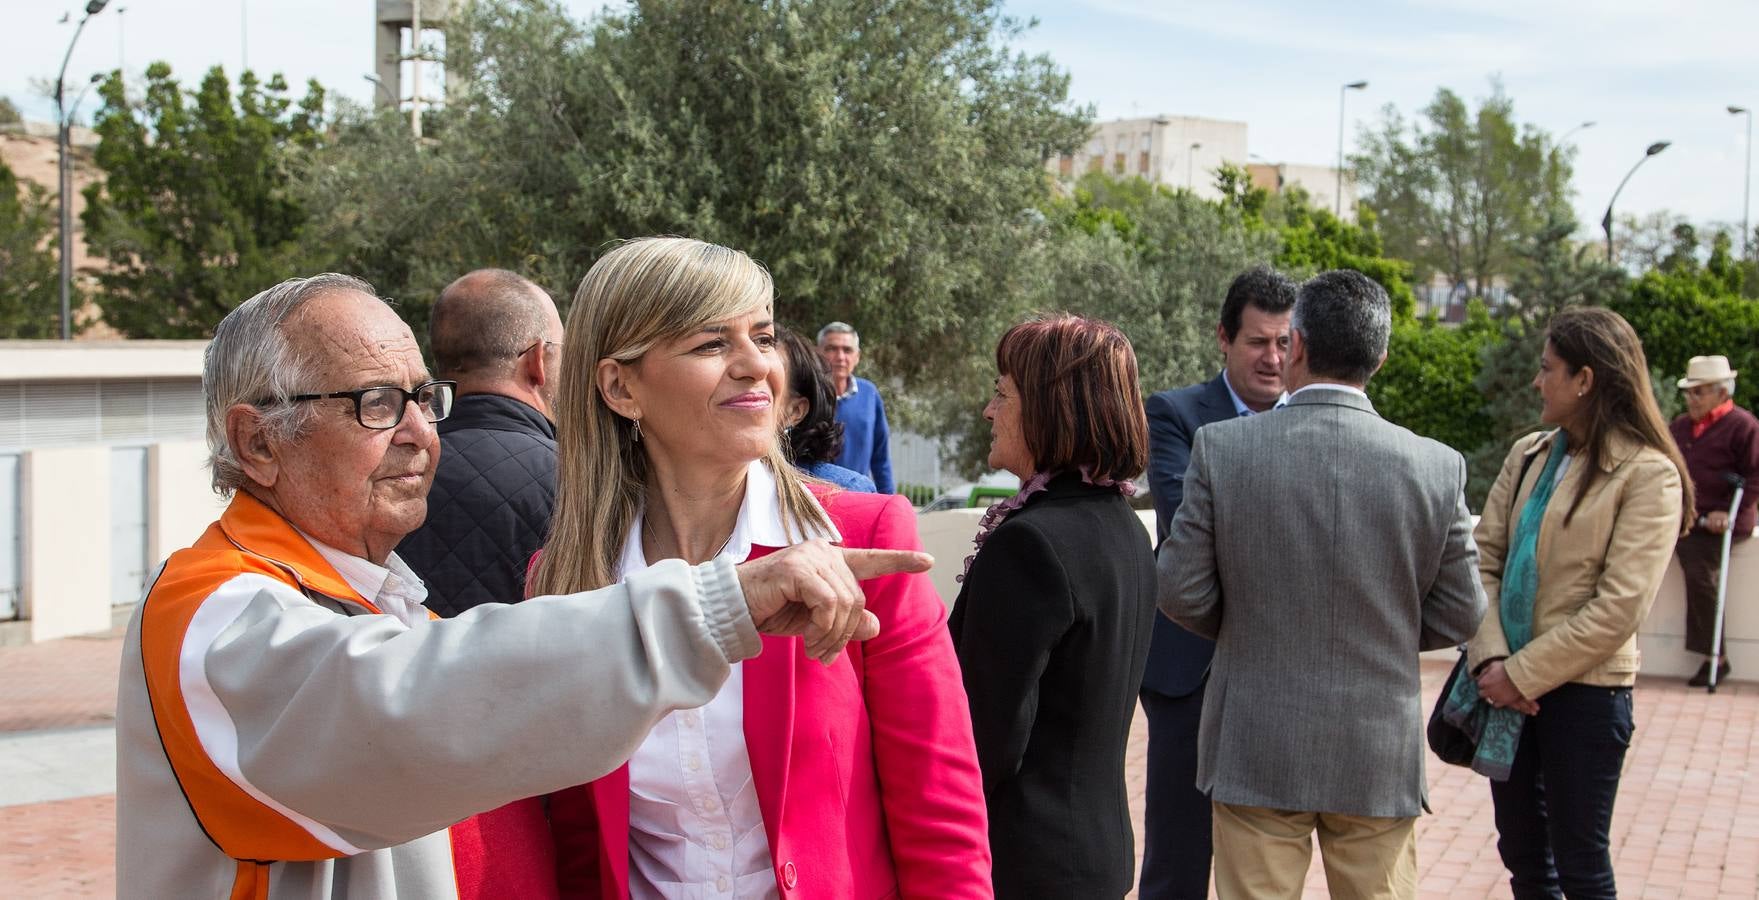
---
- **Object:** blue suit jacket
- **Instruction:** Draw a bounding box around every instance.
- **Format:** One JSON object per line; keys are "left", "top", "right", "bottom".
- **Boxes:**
{"left": 1141, "top": 372, "right": 1236, "bottom": 698}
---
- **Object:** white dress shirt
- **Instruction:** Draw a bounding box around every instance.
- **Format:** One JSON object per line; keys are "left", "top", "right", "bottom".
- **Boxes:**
{"left": 618, "top": 461, "right": 838, "bottom": 900}
{"left": 1221, "top": 369, "right": 1288, "bottom": 417}
{"left": 1289, "top": 381, "right": 1370, "bottom": 401}
{"left": 300, "top": 533, "right": 432, "bottom": 626}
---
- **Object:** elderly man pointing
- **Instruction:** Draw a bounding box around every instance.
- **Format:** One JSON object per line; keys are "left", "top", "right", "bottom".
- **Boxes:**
{"left": 115, "top": 275, "right": 922, "bottom": 898}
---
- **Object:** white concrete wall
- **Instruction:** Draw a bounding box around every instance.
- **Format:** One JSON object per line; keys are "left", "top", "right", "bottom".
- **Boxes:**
{"left": 11, "top": 440, "right": 227, "bottom": 642}
{"left": 1054, "top": 116, "right": 1250, "bottom": 201}
{"left": 0, "top": 340, "right": 208, "bottom": 381}
{"left": 22, "top": 447, "right": 113, "bottom": 642}
{"left": 1641, "top": 537, "right": 1758, "bottom": 679}
{"left": 149, "top": 441, "right": 228, "bottom": 567}
{"left": 1276, "top": 162, "right": 1359, "bottom": 221}
{"left": 917, "top": 508, "right": 1756, "bottom": 683}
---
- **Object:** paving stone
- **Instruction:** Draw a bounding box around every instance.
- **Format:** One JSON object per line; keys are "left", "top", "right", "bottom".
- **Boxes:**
{"left": 0, "top": 633, "right": 1753, "bottom": 897}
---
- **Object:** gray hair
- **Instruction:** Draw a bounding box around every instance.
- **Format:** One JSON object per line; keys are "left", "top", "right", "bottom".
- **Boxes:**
{"left": 816, "top": 321, "right": 859, "bottom": 348}
{"left": 203, "top": 274, "right": 377, "bottom": 495}
{"left": 1290, "top": 270, "right": 1392, "bottom": 386}
{"left": 1716, "top": 377, "right": 1738, "bottom": 396}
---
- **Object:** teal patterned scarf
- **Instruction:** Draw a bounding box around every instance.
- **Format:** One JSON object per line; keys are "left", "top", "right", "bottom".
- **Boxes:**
{"left": 1441, "top": 432, "right": 1570, "bottom": 781}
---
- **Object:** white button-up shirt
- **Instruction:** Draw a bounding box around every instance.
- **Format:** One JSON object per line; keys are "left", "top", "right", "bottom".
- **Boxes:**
{"left": 618, "top": 461, "right": 838, "bottom": 900}
{"left": 1222, "top": 369, "right": 1288, "bottom": 417}
{"left": 301, "top": 534, "right": 432, "bottom": 626}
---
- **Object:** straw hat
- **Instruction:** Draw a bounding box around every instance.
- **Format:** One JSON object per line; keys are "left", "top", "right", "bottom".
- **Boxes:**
{"left": 1677, "top": 355, "right": 1738, "bottom": 389}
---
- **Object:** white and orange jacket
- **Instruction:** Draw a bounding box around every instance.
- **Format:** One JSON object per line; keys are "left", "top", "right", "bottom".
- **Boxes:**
{"left": 116, "top": 492, "right": 759, "bottom": 899}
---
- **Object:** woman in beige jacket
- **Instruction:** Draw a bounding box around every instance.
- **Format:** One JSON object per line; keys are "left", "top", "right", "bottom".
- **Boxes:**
{"left": 1462, "top": 307, "right": 1692, "bottom": 899}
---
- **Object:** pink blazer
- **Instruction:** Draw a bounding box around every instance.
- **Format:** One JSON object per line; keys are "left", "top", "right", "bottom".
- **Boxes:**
{"left": 549, "top": 487, "right": 991, "bottom": 899}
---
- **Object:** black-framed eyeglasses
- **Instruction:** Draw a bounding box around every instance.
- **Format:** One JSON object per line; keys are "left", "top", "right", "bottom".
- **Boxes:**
{"left": 520, "top": 339, "right": 563, "bottom": 358}
{"left": 286, "top": 380, "right": 457, "bottom": 430}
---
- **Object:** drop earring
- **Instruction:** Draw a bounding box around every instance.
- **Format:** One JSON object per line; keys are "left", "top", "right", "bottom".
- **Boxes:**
{"left": 631, "top": 418, "right": 643, "bottom": 442}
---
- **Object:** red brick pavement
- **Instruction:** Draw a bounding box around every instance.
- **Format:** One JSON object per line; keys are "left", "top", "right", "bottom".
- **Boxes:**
{"left": 0, "top": 795, "right": 114, "bottom": 898}
{"left": 0, "top": 627, "right": 123, "bottom": 733}
{"left": 1, "top": 635, "right": 1754, "bottom": 898}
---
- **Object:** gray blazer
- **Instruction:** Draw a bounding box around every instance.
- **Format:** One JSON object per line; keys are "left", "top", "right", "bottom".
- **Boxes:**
{"left": 1158, "top": 387, "right": 1485, "bottom": 818}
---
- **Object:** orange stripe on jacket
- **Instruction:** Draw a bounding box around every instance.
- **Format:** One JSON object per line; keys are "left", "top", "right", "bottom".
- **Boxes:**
{"left": 138, "top": 494, "right": 384, "bottom": 863}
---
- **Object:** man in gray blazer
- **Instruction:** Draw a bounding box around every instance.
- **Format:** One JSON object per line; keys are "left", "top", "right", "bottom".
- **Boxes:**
{"left": 1159, "top": 269, "right": 1486, "bottom": 900}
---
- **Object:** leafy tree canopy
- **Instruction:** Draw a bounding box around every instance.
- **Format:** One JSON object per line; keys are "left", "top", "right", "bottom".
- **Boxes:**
{"left": 0, "top": 159, "right": 63, "bottom": 337}
{"left": 1352, "top": 81, "right": 1571, "bottom": 299}
{"left": 82, "top": 63, "right": 326, "bottom": 337}
{"left": 300, "top": 0, "right": 1090, "bottom": 435}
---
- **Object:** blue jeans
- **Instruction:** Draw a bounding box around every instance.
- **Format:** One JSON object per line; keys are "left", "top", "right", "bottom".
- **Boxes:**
{"left": 1489, "top": 682, "right": 1635, "bottom": 899}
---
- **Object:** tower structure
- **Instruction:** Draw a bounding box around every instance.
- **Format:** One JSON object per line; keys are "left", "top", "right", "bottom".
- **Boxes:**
{"left": 374, "top": 0, "right": 452, "bottom": 136}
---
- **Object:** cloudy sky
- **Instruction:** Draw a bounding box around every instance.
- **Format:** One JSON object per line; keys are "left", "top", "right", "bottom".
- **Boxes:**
{"left": 6, "top": 0, "right": 1754, "bottom": 237}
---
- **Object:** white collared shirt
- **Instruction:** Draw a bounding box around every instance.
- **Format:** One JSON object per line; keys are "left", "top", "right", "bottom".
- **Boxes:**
{"left": 299, "top": 533, "right": 431, "bottom": 626}
{"left": 619, "top": 461, "right": 838, "bottom": 900}
{"left": 1221, "top": 370, "right": 1287, "bottom": 417}
{"left": 1289, "top": 382, "right": 1370, "bottom": 401}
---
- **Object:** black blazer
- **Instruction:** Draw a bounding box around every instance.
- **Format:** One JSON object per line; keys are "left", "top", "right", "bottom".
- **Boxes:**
{"left": 948, "top": 473, "right": 1156, "bottom": 898}
{"left": 1140, "top": 373, "right": 1236, "bottom": 697}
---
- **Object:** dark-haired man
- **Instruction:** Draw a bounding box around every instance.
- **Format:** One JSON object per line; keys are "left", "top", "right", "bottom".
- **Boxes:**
{"left": 1160, "top": 270, "right": 1485, "bottom": 899}
{"left": 398, "top": 269, "right": 563, "bottom": 617}
{"left": 1138, "top": 264, "right": 1295, "bottom": 899}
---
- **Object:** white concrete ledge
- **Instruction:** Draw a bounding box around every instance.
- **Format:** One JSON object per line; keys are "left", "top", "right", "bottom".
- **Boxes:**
{"left": 0, "top": 340, "right": 208, "bottom": 381}
{"left": 917, "top": 508, "right": 1756, "bottom": 684}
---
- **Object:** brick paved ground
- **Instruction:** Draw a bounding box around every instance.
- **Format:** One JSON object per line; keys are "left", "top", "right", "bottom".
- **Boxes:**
{"left": 0, "top": 795, "right": 115, "bottom": 898}
{"left": 1, "top": 633, "right": 1753, "bottom": 899}
{"left": 0, "top": 627, "right": 123, "bottom": 733}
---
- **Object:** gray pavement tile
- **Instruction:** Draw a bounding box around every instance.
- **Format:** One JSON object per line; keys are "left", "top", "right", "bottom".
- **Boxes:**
{"left": 0, "top": 726, "right": 115, "bottom": 808}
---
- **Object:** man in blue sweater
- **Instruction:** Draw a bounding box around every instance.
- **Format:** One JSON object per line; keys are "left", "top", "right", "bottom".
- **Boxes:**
{"left": 818, "top": 321, "right": 894, "bottom": 493}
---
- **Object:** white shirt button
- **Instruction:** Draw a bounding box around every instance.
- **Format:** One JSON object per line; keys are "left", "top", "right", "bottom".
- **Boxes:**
{"left": 711, "top": 833, "right": 728, "bottom": 850}
{"left": 703, "top": 797, "right": 720, "bottom": 813}
{"left": 688, "top": 753, "right": 702, "bottom": 772}
{"left": 716, "top": 875, "right": 730, "bottom": 892}
{"left": 682, "top": 711, "right": 700, "bottom": 727}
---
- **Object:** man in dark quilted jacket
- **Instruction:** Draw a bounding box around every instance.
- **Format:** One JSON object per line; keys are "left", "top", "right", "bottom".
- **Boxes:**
{"left": 397, "top": 268, "right": 564, "bottom": 617}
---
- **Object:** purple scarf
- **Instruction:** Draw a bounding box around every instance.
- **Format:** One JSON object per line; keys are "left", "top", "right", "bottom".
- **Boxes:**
{"left": 957, "top": 468, "right": 1137, "bottom": 583}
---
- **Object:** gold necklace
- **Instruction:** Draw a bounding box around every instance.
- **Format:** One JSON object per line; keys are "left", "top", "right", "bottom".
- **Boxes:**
{"left": 642, "top": 513, "right": 735, "bottom": 563}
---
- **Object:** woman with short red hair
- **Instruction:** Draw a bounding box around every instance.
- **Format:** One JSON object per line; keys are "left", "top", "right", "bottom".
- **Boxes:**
{"left": 948, "top": 314, "right": 1156, "bottom": 898}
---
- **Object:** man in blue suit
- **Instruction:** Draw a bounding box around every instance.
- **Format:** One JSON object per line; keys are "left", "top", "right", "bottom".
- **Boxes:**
{"left": 1139, "top": 265, "right": 1296, "bottom": 899}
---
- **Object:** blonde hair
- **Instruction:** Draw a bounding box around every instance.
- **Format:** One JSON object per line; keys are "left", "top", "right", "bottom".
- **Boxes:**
{"left": 528, "top": 237, "right": 834, "bottom": 596}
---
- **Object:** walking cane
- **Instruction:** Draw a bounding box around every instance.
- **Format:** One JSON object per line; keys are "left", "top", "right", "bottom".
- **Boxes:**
{"left": 1708, "top": 471, "right": 1745, "bottom": 693}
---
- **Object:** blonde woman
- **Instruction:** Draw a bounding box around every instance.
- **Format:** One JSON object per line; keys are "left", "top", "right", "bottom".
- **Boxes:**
{"left": 531, "top": 238, "right": 990, "bottom": 899}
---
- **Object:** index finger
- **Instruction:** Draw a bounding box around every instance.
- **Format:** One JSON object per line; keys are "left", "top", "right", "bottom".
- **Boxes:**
{"left": 839, "top": 548, "right": 934, "bottom": 580}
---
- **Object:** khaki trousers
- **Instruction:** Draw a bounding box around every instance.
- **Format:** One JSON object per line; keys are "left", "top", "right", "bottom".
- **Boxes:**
{"left": 1211, "top": 801, "right": 1417, "bottom": 900}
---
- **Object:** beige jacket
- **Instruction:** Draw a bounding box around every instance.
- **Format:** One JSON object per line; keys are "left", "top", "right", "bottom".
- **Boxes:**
{"left": 1467, "top": 429, "right": 1685, "bottom": 699}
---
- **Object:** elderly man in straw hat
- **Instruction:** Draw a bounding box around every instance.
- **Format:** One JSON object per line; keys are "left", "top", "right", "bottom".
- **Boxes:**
{"left": 1669, "top": 355, "right": 1759, "bottom": 686}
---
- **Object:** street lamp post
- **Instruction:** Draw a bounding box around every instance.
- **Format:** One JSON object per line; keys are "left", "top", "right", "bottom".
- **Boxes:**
{"left": 1602, "top": 141, "right": 1671, "bottom": 264}
{"left": 1187, "top": 142, "right": 1201, "bottom": 191}
{"left": 55, "top": 0, "right": 111, "bottom": 341}
{"left": 410, "top": 0, "right": 423, "bottom": 139}
{"left": 1337, "top": 80, "right": 1367, "bottom": 217}
{"left": 1731, "top": 105, "right": 1752, "bottom": 258}
{"left": 1559, "top": 120, "right": 1596, "bottom": 146}
{"left": 364, "top": 73, "right": 397, "bottom": 107}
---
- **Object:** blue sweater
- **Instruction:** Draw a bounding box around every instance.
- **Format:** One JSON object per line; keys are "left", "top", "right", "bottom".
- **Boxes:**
{"left": 832, "top": 376, "right": 893, "bottom": 493}
{"left": 799, "top": 460, "right": 878, "bottom": 493}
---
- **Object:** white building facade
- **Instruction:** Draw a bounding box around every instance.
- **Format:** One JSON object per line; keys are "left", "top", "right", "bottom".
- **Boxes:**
{"left": 1050, "top": 115, "right": 1249, "bottom": 201}
{"left": 0, "top": 342, "right": 225, "bottom": 644}
{"left": 1047, "top": 115, "right": 1359, "bottom": 222}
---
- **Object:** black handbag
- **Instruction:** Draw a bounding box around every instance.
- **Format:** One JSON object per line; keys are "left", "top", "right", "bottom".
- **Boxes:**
{"left": 1426, "top": 651, "right": 1476, "bottom": 767}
